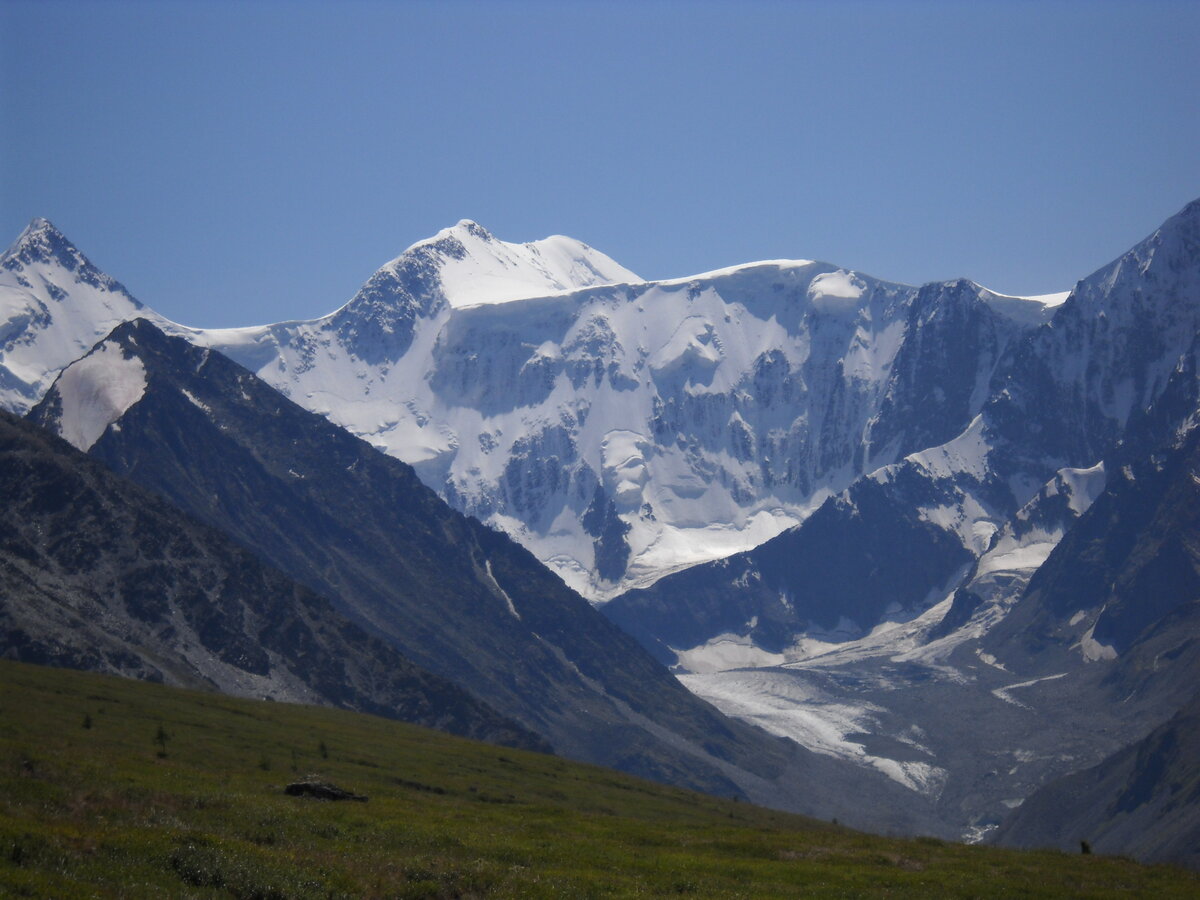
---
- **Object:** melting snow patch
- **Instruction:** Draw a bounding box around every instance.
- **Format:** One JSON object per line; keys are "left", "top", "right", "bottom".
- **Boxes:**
{"left": 962, "top": 824, "right": 998, "bottom": 845}
{"left": 908, "top": 415, "right": 990, "bottom": 482}
{"left": 484, "top": 560, "right": 521, "bottom": 620}
{"left": 54, "top": 340, "right": 147, "bottom": 451}
{"left": 991, "top": 673, "right": 1066, "bottom": 710}
{"left": 974, "top": 649, "right": 1008, "bottom": 672}
{"left": 181, "top": 388, "right": 211, "bottom": 414}
{"left": 1055, "top": 463, "right": 1106, "bottom": 515}
{"left": 1078, "top": 623, "right": 1117, "bottom": 662}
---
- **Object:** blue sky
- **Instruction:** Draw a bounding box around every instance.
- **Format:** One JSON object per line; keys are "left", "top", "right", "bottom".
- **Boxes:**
{"left": 2, "top": 0, "right": 1198, "bottom": 328}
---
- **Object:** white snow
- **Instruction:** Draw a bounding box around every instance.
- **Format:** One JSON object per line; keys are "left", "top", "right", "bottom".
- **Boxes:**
{"left": 53, "top": 339, "right": 147, "bottom": 451}
{"left": 908, "top": 415, "right": 990, "bottom": 483}
{"left": 1078, "top": 622, "right": 1117, "bottom": 662}
{"left": 974, "top": 541, "right": 1060, "bottom": 577}
{"left": 653, "top": 258, "right": 816, "bottom": 286}
{"left": 0, "top": 222, "right": 157, "bottom": 415}
{"left": 600, "top": 430, "right": 651, "bottom": 507}
{"left": 991, "top": 673, "right": 1067, "bottom": 709}
{"left": 648, "top": 317, "right": 722, "bottom": 374}
{"left": 978, "top": 286, "right": 1071, "bottom": 326}
{"left": 809, "top": 270, "right": 865, "bottom": 300}
{"left": 983, "top": 287, "right": 1071, "bottom": 307}
{"left": 403, "top": 220, "right": 642, "bottom": 309}
{"left": 0, "top": 216, "right": 1061, "bottom": 603}
{"left": 0, "top": 219, "right": 944, "bottom": 598}
{"left": 673, "top": 634, "right": 787, "bottom": 674}
{"left": 808, "top": 270, "right": 866, "bottom": 312}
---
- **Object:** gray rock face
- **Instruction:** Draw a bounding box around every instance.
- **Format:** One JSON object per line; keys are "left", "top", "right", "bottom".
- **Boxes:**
{"left": 0, "top": 409, "right": 545, "bottom": 751}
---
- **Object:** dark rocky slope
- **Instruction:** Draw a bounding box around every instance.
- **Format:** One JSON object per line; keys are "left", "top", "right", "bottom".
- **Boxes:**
{"left": 994, "top": 690, "right": 1200, "bottom": 869}
{"left": 0, "top": 409, "right": 543, "bottom": 750}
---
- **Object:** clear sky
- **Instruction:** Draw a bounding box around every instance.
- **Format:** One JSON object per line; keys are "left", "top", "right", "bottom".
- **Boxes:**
{"left": 2, "top": 0, "right": 1198, "bottom": 328}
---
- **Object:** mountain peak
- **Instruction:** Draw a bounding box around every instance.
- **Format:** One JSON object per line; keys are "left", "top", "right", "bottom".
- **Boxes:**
{"left": 381, "top": 221, "right": 641, "bottom": 310}
{"left": 3, "top": 217, "right": 70, "bottom": 264}
{"left": 450, "top": 219, "right": 493, "bottom": 241}
{"left": 25, "top": 216, "right": 57, "bottom": 235}
{"left": 1, "top": 217, "right": 129, "bottom": 297}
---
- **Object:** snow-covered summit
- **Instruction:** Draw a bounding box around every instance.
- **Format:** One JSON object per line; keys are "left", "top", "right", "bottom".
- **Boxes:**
{"left": 378, "top": 218, "right": 642, "bottom": 310}
{"left": 1, "top": 218, "right": 133, "bottom": 298}
{"left": 0, "top": 218, "right": 153, "bottom": 414}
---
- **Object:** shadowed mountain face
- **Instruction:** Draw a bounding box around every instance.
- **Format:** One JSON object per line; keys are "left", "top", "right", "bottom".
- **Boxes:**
{"left": 0, "top": 409, "right": 544, "bottom": 751}
{"left": 983, "top": 341, "right": 1200, "bottom": 683}
{"left": 994, "top": 690, "right": 1200, "bottom": 869}
{"left": 985, "top": 342, "right": 1200, "bottom": 868}
{"left": 27, "top": 318, "right": 944, "bottom": 832}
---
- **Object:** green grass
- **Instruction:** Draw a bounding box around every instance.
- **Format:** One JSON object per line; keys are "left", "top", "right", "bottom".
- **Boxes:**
{"left": 0, "top": 659, "right": 1195, "bottom": 898}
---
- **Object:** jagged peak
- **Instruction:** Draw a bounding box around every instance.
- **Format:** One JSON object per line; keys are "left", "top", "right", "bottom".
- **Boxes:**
{"left": 3, "top": 217, "right": 69, "bottom": 261}
{"left": 1, "top": 216, "right": 134, "bottom": 299}
{"left": 395, "top": 219, "right": 496, "bottom": 259}
{"left": 450, "top": 219, "right": 493, "bottom": 240}
{"left": 24, "top": 216, "right": 57, "bottom": 235}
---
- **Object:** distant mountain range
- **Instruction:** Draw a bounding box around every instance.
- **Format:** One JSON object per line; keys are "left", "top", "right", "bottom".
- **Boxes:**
{"left": 3, "top": 201, "right": 1200, "bottom": 864}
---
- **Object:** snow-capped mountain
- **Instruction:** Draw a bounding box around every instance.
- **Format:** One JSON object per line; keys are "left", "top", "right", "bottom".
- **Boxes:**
{"left": 0, "top": 215, "right": 1059, "bottom": 599}
{"left": 196, "top": 236, "right": 1059, "bottom": 600}
{"left": 602, "top": 198, "right": 1200, "bottom": 853}
{"left": 0, "top": 218, "right": 162, "bottom": 415}
{"left": 608, "top": 197, "right": 1200, "bottom": 666}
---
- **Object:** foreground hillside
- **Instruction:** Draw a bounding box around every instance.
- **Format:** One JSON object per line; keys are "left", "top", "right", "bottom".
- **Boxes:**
{"left": 1, "top": 661, "right": 1196, "bottom": 899}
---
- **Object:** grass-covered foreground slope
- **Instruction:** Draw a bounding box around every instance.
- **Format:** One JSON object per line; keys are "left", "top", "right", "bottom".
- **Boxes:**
{"left": 1, "top": 660, "right": 1196, "bottom": 899}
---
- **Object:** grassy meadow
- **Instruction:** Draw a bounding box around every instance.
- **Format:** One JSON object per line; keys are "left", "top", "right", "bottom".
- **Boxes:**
{"left": 0, "top": 659, "right": 1195, "bottom": 898}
